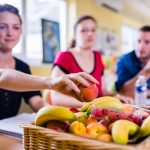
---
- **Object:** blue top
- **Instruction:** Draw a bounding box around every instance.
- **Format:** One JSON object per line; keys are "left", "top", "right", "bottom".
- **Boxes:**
{"left": 115, "top": 50, "right": 150, "bottom": 92}
{"left": 0, "top": 57, "right": 41, "bottom": 120}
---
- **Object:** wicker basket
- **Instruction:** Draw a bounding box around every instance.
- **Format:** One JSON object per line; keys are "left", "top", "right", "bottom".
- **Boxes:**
{"left": 20, "top": 122, "right": 150, "bottom": 150}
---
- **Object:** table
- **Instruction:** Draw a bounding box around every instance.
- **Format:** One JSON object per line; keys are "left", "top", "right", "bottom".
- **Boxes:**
{"left": 0, "top": 135, "right": 23, "bottom": 150}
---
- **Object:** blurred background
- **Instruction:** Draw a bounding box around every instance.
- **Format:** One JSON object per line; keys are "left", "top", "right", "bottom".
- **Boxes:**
{"left": 0, "top": 0, "right": 149, "bottom": 75}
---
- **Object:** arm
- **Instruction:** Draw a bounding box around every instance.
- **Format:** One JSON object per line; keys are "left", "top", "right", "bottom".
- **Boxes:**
{"left": 0, "top": 68, "right": 98, "bottom": 101}
{"left": 118, "top": 60, "right": 150, "bottom": 98}
{"left": 0, "top": 69, "right": 51, "bottom": 91}
{"left": 101, "top": 76, "right": 113, "bottom": 96}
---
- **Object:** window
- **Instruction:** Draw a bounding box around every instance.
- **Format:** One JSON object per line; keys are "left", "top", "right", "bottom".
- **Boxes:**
{"left": 121, "top": 25, "right": 138, "bottom": 54}
{"left": 0, "top": 0, "right": 66, "bottom": 64}
{"left": 26, "top": 0, "right": 66, "bottom": 61}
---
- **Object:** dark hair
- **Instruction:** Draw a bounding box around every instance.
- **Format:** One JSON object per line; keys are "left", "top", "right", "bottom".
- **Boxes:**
{"left": 0, "top": 4, "right": 22, "bottom": 24}
{"left": 68, "top": 15, "right": 97, "bottom": 49}
{"left": 139, "top": 25, "right": 150, "bottom": 32}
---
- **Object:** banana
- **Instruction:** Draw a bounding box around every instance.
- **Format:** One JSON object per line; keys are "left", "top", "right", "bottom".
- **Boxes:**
{"left": 130, "top": 115, "right": 150, "bottom": 143}
{"left": 80, "top": 96, "right": 122, "bottom": 112}
{"left": 94, "top": 101, "right": 123, "bottom": 110}
{"left": 112, "top": 120, "right": 140, "bottom": 144}
{"left": 35, "top": 106, "right": 76, "bottom": 126}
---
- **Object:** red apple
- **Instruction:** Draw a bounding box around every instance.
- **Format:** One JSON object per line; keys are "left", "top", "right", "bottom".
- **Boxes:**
{"left": 69, "top": 107, "right": 79, "bottom": 113}
{"left": 132, "top": 114, "right": 143, "bottom": 125}
{"left": 46, "top": 120, "right": 70, "bottom": 132}
{"left": 78, "top": 82, "right": 98, "bottom": 102}
{"left": 99, "top": 119, "right": 111, "bottom": 128}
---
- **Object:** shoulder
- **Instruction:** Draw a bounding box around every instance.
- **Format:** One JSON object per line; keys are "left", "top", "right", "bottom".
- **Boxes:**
{"left": 54, "top": 51, "right": 72, "bottom": 63}
{"left": 56, "top": 51, "right": 71, "bottom": 57}
{"left": 119, "top": 50, "right": 135, "bottom": 61}
{"left": 14, "top": 57, "right": 31, "bottom": 73}
{"left": 14, "top": 57, "right": 29, "bottom": 67}
{"left": 93, "top": 50, "right": 103, "bottom": 60}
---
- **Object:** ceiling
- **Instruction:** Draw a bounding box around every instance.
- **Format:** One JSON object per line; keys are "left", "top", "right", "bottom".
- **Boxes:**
{"left": 95, "top": 0, "right": 150, "bottom": 24}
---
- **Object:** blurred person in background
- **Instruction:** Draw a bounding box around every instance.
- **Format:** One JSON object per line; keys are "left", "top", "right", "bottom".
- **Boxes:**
{"left": 115, "top": 25, "right": 150, "bottom": 98}
{"left": 50, "top": 15, "right": 132, "bottom": 107}
{"left": 0, "top": 4, "right": 45, "bottom": 119}
{"left": 0, "top": 4, "right": 102, "bottom": 120}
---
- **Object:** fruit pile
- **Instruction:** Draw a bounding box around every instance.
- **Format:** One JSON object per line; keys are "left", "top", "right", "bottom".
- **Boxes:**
{"left": 34, "top": 96, "right": 150, "bottom": 145}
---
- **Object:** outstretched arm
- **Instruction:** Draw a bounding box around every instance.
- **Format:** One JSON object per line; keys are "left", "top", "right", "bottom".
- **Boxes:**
{"left": 0, "top": 69, "right": 98, "bottom": 98}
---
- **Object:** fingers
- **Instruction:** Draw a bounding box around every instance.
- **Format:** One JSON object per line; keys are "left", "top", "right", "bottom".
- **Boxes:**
{"left": 62, "top": 72, "right": 99, "bottom": 93}
{"left": 79, "top": 72, "right": 99, "bottom": 84}
{"left": 116, "top": 94, "right": 134, "bottom": 104}
{"left": 69, "top": 72, "right": 99, "bottom": 87}
{"left": 62, "top": 76, "right": 81, "bottom": 93}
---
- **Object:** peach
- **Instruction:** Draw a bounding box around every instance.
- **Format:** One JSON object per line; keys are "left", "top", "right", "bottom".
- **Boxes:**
{"left": 121, "top": 104, "right": 135, "bottom": 114}
{"left": 86, "top": 122, "right": 108, "bottom": 138}
{"left": 86, "top": 115, "right": 98, "bottom": 126}
{"left": 97, "top": 133, "right": 113, "bottom": 142}
{"left": 78, "top": 82, "right": 98, "bottom": 102}
{"left": 69, "top": 121, "right": 86, "bottom": 136}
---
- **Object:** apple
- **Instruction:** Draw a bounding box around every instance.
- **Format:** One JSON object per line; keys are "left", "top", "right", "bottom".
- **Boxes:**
{"left": 78, "top": 82, "right": 98, "bottom": 102}
{"left": 86, "top": 122, "right": 108, "bottom": 138}
{"left": 69, "top": 121, "right": 86, "bottom": 136}
{"left": 132, "top": 114, "right": 143, "bottom": 125}
{"left": 46, "top": 120, "right": 70, "bottom": 132}
{"left": 69, "top": 107, "right": 79, "bottom": 113}
{"left": 99, "top": 119, "right": 111, "bottom": 128}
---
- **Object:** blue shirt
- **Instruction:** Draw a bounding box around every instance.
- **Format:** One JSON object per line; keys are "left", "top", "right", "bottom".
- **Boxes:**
{"left": 115, "top": 50, "right": 150, "bottom": 92}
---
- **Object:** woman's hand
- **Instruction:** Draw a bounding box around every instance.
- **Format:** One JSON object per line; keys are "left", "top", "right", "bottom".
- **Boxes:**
{"left": 49, "top": 72, "right": 99, "bottom": 99}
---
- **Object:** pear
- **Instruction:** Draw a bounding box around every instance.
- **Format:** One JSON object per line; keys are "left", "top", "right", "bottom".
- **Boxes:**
{"left": 112, "top": 120, "right": 140, "bottom": 144}
{"left": 74, "top": 112, "right": 88, "bottom": 123}
{"left": 130, "top": 115, "right": 150, "bottom": 143}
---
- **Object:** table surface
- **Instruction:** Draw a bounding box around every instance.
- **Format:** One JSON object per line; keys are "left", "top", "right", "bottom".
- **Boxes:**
{"left": 0, "top": 135, "right": 23, "bottom": 150}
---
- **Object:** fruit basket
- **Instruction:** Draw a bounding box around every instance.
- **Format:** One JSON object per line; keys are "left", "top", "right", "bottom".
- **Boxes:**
{"left": 20, "top": 122, "right": 150, "bottom": 150}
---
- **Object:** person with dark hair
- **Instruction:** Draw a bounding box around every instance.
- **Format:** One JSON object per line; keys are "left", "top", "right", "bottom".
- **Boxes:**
{"left": 115, "top": 25, "right": 150, "bottom": 98}
{"left": 0, "top": 4, "right": 43, "bottom": 119}
{"left": 50, "top": 15, "right": 129, "bottom": 107}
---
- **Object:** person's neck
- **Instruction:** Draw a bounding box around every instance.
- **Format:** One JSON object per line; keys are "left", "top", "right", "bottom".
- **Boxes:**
{"left": 74, "top": 46, "right": 93, "bottom": 55}
{"left": 0, "top": 50, "right": 13, "bottom": 64}
{"left": 140, "top": 57, "right": 149, "bottom": 66}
